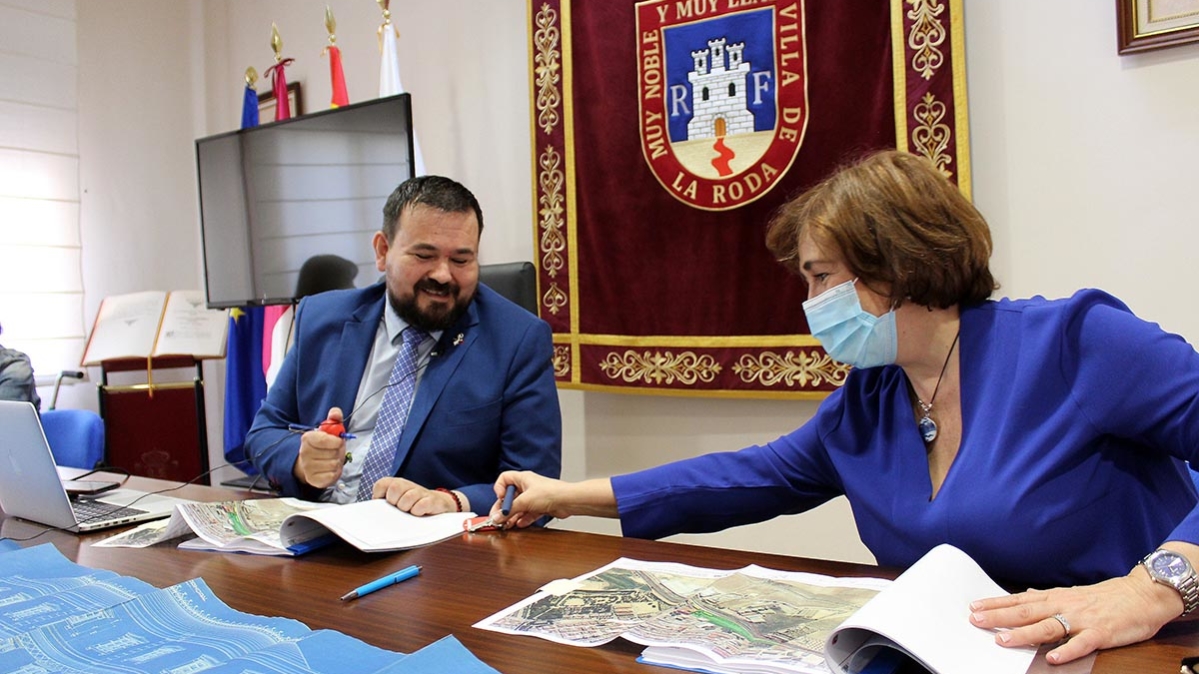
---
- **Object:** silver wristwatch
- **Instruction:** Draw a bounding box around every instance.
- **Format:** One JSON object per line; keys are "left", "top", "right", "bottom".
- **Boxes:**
{"left": 1141, "top": 548, "right": 1199, "bottom": 616}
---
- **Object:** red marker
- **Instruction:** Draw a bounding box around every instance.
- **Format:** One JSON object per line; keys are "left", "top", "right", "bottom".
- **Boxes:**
{"left": 318, "top": 419, "right": 346, "bottom": 437}
{"left": 317, "top": 419, "right": 354, "bottom": 465}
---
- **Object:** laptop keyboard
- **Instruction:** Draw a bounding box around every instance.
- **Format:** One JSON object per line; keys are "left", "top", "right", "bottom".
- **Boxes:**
{"left": 71, "top": 499, "right": 148, "bottom": 522}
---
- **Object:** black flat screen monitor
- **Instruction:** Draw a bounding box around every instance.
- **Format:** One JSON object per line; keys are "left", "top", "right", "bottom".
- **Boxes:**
{"left": 196, "top": 93, "right": 414, "bottom": 308}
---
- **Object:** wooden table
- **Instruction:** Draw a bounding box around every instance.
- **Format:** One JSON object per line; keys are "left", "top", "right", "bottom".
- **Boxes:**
{"left": 2, "top": 476, "right": 1195, "bottom": 673}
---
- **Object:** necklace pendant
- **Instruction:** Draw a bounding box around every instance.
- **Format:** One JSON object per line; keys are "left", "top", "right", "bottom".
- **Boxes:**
{"left": 918, "top": 415, "right": 938, "bottom": 444}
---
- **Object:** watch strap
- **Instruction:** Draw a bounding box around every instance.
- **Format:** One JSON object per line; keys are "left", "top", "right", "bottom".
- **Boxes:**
{"left": 1179, "top": 569, "right": 1199, "bottom": 616}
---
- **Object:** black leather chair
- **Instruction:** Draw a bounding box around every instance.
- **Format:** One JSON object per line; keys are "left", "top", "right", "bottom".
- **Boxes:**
{"left": 295, "top": 255, "right": 359, "bottom": 299}
{"left": 479, "top": 262, "right": 537, "bottom": 315}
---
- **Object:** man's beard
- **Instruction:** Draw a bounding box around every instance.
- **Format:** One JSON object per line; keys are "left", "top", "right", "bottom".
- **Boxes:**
{"left": 388, "top": 278, "right": 473, "bottom": 332}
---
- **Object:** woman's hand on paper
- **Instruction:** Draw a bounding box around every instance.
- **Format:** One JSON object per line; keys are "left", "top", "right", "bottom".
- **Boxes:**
{"left": 968, "top": 569, "right": 1182, "bottom": 664}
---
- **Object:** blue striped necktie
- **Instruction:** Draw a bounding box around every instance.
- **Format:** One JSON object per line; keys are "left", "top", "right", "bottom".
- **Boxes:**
{"left": 356, "top": 326, "right": 427, "bottom": 501}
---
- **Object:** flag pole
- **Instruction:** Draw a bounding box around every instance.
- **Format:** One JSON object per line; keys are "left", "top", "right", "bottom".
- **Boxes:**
{"left": 377, "top": 0, "right": 426, "bottom": 175}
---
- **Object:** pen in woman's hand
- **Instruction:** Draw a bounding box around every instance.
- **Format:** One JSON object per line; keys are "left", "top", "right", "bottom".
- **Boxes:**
{"left": 501, "top": 484, "right": 517, "bottom": 516}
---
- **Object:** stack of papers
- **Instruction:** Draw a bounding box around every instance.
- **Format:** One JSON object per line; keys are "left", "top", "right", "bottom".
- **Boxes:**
{"left": 96, "top": 497, "right": 475, "bottom": 555}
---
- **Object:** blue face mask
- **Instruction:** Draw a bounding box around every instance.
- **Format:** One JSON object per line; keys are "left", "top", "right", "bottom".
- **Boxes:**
{"left": 802, "top": 278, "right": 898, "bottom": 368}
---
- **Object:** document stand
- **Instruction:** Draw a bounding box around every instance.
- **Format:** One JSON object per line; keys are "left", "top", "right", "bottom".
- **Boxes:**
{"left": 98, "top": 356, "right": 210, "bottom": 485}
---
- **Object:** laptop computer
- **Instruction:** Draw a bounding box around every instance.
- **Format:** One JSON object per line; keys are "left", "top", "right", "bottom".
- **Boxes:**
{"left": 0, "top": 400, "right": 191, "bottom": 532}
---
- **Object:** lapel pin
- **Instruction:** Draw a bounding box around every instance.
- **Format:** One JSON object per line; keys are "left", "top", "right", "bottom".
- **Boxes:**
{"left": 453, "top": 333, "right": 465, "bottom": 346}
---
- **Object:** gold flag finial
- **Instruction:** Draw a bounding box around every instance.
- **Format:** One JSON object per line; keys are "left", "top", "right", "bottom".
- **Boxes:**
{"left": 271, "top": 23, "right": 283, "bottom": 63}
{"left": 376, "top": 0, "right": 398, "bottom": 46}
{"left": 325, "top": 6, "right": 337, "bottom": 44}
{"left": 245, "top": 66, "right": 258, "bottom": 87}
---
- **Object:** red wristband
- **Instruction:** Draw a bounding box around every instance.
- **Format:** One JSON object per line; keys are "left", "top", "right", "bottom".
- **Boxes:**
{"left": 436, "top": 487, "right": 464, "bottom": 512}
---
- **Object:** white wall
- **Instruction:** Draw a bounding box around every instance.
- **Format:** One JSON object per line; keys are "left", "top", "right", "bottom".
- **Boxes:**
{"left": 60, "top": 1, "right": 1199, "bottom": 564}
{"left": 966, "top": 2, "right": 1199, "bottom": 338}
{"left": 77, "top": 1, "right": 204, "bottom": 318}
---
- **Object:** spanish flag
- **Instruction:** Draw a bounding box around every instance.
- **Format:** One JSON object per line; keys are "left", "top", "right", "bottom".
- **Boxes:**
{"left": 328, "top": 45, "right": 350, "bottom": 108}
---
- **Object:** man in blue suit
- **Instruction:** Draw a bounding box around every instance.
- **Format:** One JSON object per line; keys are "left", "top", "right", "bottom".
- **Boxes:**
{"left": 245, "top": 176, "right": 561, "bottom": 515}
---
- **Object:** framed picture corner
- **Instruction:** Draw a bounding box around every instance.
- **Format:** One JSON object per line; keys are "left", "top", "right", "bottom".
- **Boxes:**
{"left": 1117, "top": 0, "right": 1199, "bottom": 54}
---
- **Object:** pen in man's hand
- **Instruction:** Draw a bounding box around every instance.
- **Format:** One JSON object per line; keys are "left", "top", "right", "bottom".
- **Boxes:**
{"left": 340, "top": 565, "right": 421, "bottom": 601}
{"left": 501, "top": 484, "right": 517, "bottom": 516}
{"left": 288, "top": 422, "right": 357, "bottom": 440}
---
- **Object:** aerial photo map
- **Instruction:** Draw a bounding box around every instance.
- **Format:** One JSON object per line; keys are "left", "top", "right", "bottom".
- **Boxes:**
{"left": 475, "top": 558, "right": 890, "bottom": 674}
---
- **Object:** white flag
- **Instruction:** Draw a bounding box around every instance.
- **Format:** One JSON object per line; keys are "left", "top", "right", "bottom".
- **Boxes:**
{"left": 381, "top": 25, "right": 426, "bottom": 176}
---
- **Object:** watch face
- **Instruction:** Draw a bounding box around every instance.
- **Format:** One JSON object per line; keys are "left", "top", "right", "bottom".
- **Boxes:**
{"left": 1152, "top": 552, "right": 1189, "bottom": 580}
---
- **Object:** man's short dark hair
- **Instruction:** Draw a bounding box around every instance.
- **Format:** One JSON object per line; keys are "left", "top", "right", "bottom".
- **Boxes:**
{"left": 381, "top": 175, "right": 484, "bottom": 243}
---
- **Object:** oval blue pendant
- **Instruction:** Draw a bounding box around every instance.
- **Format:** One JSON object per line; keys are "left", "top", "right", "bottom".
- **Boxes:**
{"left": 918, "top": 415, "right": 938, "bottom": 444}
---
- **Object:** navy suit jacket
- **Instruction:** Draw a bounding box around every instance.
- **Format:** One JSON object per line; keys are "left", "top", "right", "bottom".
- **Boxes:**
{"left": 245, "top": 282, "right": 561, "bottom": 511}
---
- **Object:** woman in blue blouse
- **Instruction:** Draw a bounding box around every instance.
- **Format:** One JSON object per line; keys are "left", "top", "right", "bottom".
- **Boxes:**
{"left": 491, "top": 150, "right": 1199, "bottom": 664}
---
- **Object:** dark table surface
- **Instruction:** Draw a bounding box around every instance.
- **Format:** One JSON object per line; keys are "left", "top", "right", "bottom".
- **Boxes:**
{"left": 3, "top": 475, "right": 1195, "bottom": 673}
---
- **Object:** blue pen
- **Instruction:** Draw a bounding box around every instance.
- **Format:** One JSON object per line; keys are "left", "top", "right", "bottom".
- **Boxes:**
{"left": 286, "top": 533, "right": 338, "bottom": 556}
{"left": 287, "top": 422, "right": 357, "bottom": 440}
{"left": 501, "top": 484, "right": 517, "bottom": 516}
{"left": 340, "top": 565, "right": 421, "bottom": 601}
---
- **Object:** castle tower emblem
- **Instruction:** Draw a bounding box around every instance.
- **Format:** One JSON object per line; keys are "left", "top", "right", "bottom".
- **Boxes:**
{"left": 686, "top": 38, "right": 754, "bottom": 141}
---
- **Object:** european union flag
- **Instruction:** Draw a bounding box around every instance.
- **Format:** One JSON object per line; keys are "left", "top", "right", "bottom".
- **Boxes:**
{"left": 223, "top": 307, "right": 266, "bottom": 473}
{"left": 241, "top": 83, "right": 259, "bottom": 129}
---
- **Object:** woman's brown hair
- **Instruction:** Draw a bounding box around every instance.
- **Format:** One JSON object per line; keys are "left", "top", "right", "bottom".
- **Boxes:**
{"left": 766, "top": 150, "right": 997, "bottom": 308}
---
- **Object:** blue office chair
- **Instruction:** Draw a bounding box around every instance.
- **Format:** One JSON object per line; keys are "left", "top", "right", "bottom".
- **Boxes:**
{"left": 40, "top": 408, "right": 105, "bottom": 470}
